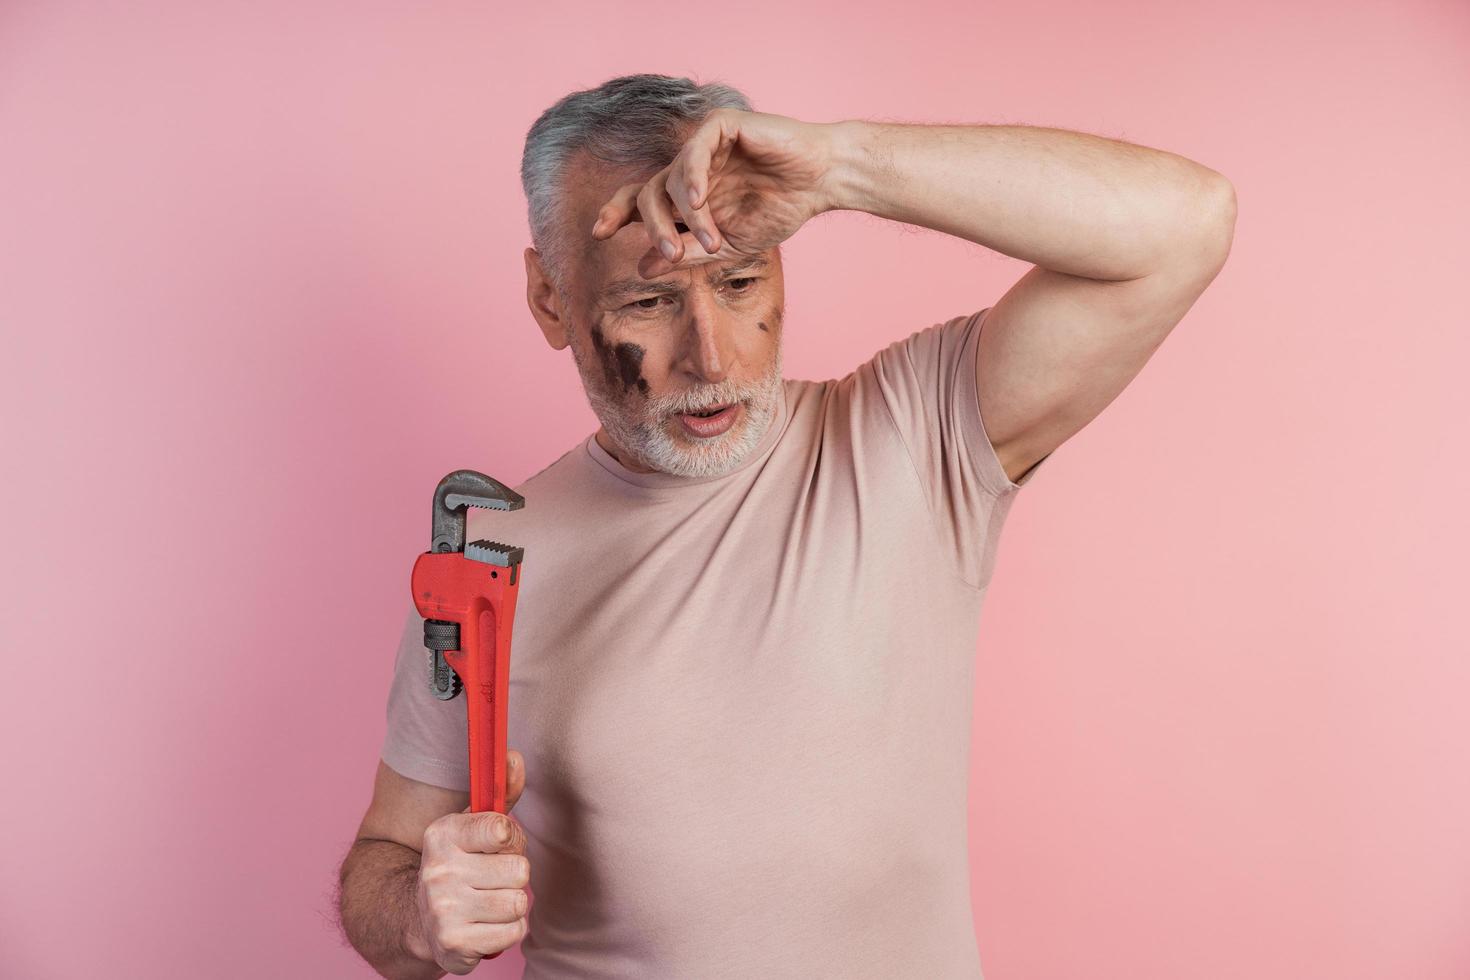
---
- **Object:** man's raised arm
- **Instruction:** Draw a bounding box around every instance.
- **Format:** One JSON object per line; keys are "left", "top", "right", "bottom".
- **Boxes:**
{"left": 821, "top": 119, "right": 1237, "bottom": 485}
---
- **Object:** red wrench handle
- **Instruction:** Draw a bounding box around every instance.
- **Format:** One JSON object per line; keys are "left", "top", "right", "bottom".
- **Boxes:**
{"left": 411, "top": 551, "right": 522, "bottom": 813}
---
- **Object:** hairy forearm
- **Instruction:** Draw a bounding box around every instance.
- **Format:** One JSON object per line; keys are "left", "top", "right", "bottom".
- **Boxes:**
{"left": 337, "top": 839, "right": 445, "bottom": 980}
{"left": 821, "top": 119, "right": 1233, "bottom": 282}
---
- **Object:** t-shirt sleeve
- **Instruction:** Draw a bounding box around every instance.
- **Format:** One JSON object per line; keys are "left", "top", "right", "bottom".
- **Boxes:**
{"left": 857, "top": 306, "right": 1051, "bottom": 581}
{"left": 380, "top": 603, "right": 471, "bottom": 792}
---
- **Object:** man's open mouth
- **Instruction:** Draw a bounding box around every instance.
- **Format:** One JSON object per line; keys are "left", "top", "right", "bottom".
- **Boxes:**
{"left": 677, "top": 401, "right": 742, "bottom": 437}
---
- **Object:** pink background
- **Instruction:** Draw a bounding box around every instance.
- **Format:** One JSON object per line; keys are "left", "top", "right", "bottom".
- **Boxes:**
{"left": 3, "top": 1, "right": 1467, "bottom": 977}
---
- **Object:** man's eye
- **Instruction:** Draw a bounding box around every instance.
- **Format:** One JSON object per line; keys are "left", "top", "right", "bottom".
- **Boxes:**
{"left": 623, "top": 277, "right": 757, "bottom": 313}
{"left": 627, "top": 296, "right": 669, "bottom": 311}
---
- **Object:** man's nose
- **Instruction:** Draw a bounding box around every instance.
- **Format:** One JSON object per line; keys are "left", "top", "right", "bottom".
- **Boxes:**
{"left": 678, "top": 296, "right": 735, "bottom": 385}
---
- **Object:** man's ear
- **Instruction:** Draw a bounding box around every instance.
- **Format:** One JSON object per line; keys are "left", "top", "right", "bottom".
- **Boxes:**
{"left": 525, "top": 247, "right": 571, "bottom": 351}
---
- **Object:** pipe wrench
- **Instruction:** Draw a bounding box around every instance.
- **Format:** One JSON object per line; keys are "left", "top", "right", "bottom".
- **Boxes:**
{"left": 410, "top": 469, "right": 525, "bottom": 813}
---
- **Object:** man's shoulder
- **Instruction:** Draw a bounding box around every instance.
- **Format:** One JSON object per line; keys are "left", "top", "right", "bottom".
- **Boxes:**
{"left": 462, "top": 438, "right": 590, "bottom": 544}
{"left": 512, "top": 438, "right": 592, "bottom": 499}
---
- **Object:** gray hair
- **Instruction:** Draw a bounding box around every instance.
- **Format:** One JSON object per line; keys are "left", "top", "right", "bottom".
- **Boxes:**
{"left": 520, "top": 74, "right": 753, "bottom": 300}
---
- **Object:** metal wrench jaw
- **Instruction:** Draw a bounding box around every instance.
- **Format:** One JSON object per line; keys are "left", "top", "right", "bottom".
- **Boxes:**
{"left": 430, "top": 469, "right": 525, "bottom": 554}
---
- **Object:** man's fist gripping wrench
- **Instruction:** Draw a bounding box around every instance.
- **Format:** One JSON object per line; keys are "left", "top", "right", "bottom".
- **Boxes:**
{"left": 409, "top": 469, "right": 530, "bottom": 969}
{"left": 413, "top": 763, "right": 530, "bottom": 973}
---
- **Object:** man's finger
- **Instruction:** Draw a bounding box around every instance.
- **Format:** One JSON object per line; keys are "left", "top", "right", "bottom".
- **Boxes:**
{"left": 505, "top": 750, "right": 526, "bottom": 812}
{"left": 686, "top": 110, "right": 737, "bottom": 207}
{"left": 668, "top": 146, "right": 722, "bottom": 255}
{"left": 591, "top": 182, "right": 643, "bottom": 239}
{"left": 456, "top": 852, "right": 530, "bottom": 891}
{"left": 635, "top": 170, "right": 684, "bottom": 270}
{"left": 635, "top": 228, "right": 721, "bottom": 279}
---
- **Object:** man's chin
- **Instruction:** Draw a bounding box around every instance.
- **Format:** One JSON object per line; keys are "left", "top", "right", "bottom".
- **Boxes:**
{"left": 652, "top": 402, "right": 770, "bottom": 478}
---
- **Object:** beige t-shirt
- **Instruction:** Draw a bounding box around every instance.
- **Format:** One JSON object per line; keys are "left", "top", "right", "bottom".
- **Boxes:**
{"left": 382, "top": 306, "right": 1048, "bottom": 979}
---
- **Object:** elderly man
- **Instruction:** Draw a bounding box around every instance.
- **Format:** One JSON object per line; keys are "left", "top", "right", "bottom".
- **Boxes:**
{"left": 337, "top": 73, "right": 1235, "bottom": 978}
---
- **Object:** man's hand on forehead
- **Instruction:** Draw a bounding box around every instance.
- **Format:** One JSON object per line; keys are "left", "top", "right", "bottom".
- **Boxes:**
{"left": 597, "top": 213, "right": 725, "bottom": 279}
{"left": 588, "top": 108, "right": 842, "bottom": 280}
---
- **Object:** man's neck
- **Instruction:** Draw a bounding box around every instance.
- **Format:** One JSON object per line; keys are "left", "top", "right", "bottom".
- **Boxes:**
{"left": 595, "top": 427, "right": 655, "bottom": 473}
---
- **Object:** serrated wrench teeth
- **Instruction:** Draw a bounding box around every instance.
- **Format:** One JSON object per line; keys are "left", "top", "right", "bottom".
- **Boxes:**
{"left": 431, "top": 469, "right": 525, "bottom": 554}
{"left": 446, "top": 492, "right": 516, "bottom": 512}
{"left": 465, "top": 540, "right": 525, "bottom": 582}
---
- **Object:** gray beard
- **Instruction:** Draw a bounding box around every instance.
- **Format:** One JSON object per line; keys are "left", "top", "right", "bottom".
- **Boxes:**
{"left": 570, "top": 332, "right": 784, "bottom": 479}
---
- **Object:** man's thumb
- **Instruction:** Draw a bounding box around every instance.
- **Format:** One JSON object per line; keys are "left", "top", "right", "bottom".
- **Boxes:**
{"left": 460, "top": 810, "right": 525, "bottom": 854}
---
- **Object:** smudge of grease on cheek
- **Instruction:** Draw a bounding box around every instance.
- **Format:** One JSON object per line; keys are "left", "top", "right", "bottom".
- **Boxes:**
{"left": 614, "top": 342, "right": 649, "bottom": 396}
{"left": 589, "top": 323, "right": 650, "bottom": 396}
